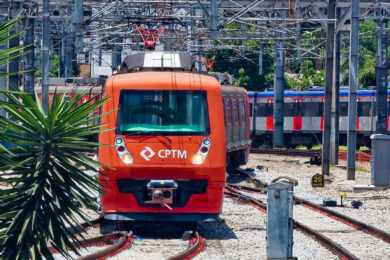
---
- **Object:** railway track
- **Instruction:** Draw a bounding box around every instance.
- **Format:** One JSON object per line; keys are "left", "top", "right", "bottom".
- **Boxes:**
{"left": 227, "top": 184, "right": 390, "bottom": 259}
{"left": 50, "top": 219, "right": 206, "bottom": 259}
{"left": 225, "top": 186, "right": 359, "bottom": 260}
{"left": 230, "top": 183, "right": 390, "bottom": 244}
{"left": 250, "top": 148, "right": 371, "bottom": 162}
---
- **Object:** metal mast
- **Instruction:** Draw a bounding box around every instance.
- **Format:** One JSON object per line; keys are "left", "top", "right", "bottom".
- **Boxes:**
{"left": 347, "top": 0, "right": 360, "bottom": 180}
{"left": 322, "top": 0, "right": 336, "bottom": 176}
{"left": 42, "top": 0, "right": 50, "bottom": 112}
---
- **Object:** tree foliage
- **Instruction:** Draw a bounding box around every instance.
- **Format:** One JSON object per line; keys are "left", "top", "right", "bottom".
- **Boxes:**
{"left": 210, "top": 20, "right": 385, "bottom": 91}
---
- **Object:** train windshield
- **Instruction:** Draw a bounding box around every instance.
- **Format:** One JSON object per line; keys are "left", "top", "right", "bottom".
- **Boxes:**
{"left": 118, "top": 90, "right": 210, "bottom": 135}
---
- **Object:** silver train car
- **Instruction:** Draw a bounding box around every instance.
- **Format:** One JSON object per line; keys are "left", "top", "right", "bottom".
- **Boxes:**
{"left": 249, "top": 89, "right": 390, "bottom": 148}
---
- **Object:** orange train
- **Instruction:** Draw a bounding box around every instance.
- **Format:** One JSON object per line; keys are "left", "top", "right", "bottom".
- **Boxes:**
{"left": 98, "top": 52, "right": 250, "bottom": 232}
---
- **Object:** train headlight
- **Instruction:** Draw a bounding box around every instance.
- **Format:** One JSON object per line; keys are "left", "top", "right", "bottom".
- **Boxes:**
{"left": 192, "top": 153, "right": 206, "bottom": 165}
{"left": 115, "top": 136, "right": 134, "bottom": 165}
{"left": 192, "top": 137, "right": 211, "bottom": 165}
{"left": 120, "top": 153, "right": 134, "bottom": 165}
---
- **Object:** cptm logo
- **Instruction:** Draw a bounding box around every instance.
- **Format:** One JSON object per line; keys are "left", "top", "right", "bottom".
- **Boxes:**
{"left": 140, "top": 147, "right": 187, "bottom": 161}
{"left": 140, "top": 146, "right": 156, "bottom": 161}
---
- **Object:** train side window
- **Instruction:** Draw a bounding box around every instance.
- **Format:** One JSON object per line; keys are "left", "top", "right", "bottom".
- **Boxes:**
{"left": 284, "top": 102, "right": 300, "bottom": 116}
{"left": 357, "top": 102, "right": 372, "bottom": 116}
{"left": 340, "top": 102, "right": 348, "bottom": 116}
{"left": 239, "top": 98, "right": 246, "bottom": 140}
{"left": 302, "top": 102, "right": 323, "bottom": 116}
{"left": 256, "top": 103, "right": 273, "bottom": 117}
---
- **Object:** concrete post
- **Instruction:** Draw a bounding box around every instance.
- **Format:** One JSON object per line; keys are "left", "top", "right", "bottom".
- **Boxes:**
{"left": 375, "top": 19, "right": 388, "bottom": 134}
{"left": 347, "top": 0, "right": 360, "bottom": 180}
{"left": 273, "top": 40, "right": 285, "bottom": 148}
{"left": 322, "top": 0, "right": 336, "bottom": 176}
{"left": 267, "top": 182, "right": 294, "bottom": 259}
{"left": 42, "top": 0, "right": 50, "bottom": 112}
{"left": 24, "top": 17, "right": 35, "bottom": 93}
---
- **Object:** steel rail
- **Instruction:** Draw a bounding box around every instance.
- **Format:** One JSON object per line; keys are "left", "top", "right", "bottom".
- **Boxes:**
{"left": 294, "top": 196, "right": 390, "bottom": 244}
{"left": 250, "top": 148, "right": 371, "bottom": 162}
{"left": 167, "top": 232, "right": 206, "bottom": 260}
{"left": 48, "top": 218, "right": 134, "bottom": 259}
{"left": 231, "top": 183, "right": 390, "bottom": 245}
{"left": 225, "top": 187, "right": 359, "bottom": 260}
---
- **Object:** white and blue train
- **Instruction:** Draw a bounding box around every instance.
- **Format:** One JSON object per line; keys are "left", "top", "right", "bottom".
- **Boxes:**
{"left": 248, "top": 89, "right": 390, "bottom": 148}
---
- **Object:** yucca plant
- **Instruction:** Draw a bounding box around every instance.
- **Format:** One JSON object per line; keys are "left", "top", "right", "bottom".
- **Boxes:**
{"left": 0, "top": 91, "right": 104, "bottom": 259}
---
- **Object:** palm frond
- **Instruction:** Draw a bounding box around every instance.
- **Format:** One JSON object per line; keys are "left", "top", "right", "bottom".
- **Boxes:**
{"left": 0, "top": 91, "right": 104, "bottom": 260}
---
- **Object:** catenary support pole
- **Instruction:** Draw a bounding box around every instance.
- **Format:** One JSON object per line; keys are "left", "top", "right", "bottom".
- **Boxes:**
{"left": 111, "top": 47, "right": 122, "bottom": 71}
{"left": 60, "top": 25, "right": 66, "bottom": 77}
{"left": 72, "top": 0, "right": 84, "bottom": 74}
{"left": 8, "top": 1, "right": 20, "bottom": 91}
{"left": 267, "top": 182, "right": 294, "bottom": 259}
{"left": 24, "top": 16, "right": 35, "bottom": 93}
{"left": 42, "top": 0, "right": 50, "bottom": 112}
{"left": 210, "top": 0, "right": 219, "bottom": 40}
{"left": 322, "top": 0, "right": 336, "bottom": 176}
{"left": 273, "top": 39, "right": 285, "bottom": 148}
{"left": 375, "top": 18, "right": 388, "bottom": 134}
{"left": 73, "top": 0, "right": 83, "bottom": 53}
{"left": 258, "top": 45, "right": 263, "bottom": 75}
{"left": 330, "top": 11, "right": 341, "bottom": 165}
{"left": 0, "top": 21, "right": 6, "bottom": 117}
{"left": 347, "top": 0, "right": 360, "bottom": 180}
{"left": 64, "top": 28, "right": 74, "bottom": 77}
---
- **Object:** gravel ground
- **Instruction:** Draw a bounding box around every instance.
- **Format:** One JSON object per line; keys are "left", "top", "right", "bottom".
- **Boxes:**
{"left": 245, "top": 153, "right": 390, "bottom": 259}
{"left": 51, "top": 153, "right": 390, "bottom": 259}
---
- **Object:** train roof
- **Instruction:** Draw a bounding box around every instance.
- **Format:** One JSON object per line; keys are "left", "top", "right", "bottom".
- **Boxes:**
{"left": 248, "top": 89, "right": 390, "bottom": 97}
{"left": 119, "top": 52, "right": 193, "bottom": 73}
{"left": 109, "top": 71, "right": 220, "bottom": 91}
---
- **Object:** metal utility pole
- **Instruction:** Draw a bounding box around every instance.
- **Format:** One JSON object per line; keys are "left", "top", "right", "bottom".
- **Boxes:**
{"left": 112, "top": 47, "right": 122, "bottom": 71}
{"left": 258, "top": 44, "right": 264, "bottom": 75}
{"left": 42, "top": 0, "right": 50, "bottom": 112}
{"left": 210, "top": 0, "right": 219, "bottom": 40}
{"left": 273, "top": 39, "right": 285, "bottom": 148}
{"left": 375, "top": 18, "right": 388, "bottom": 134}
{"left": 322, "top": 0, "right": 336, "bottom": 176}
{"left": 331, "top": 15, "right": 341, "bottom": 165}
{"left": 60, "top": 25, "right": 66, "bottom": 77}
{"left": 24, "top": 16, "right": 35, "bottom": 93}
{"left": 73, "top": 0, "right": 83, "bottom": 53}
{"left": 64, "top": 29, "right": 74, "bottom": 77}
{"left": 0, "top": 34, "right": 6, "bottom": 116}
{"left": 8, "top": 1, "right": 20, "bottom": 91}
{"left": 347, "top": 0, "right": 360, "bottom": 180}
{"left": 72, "top": 0, "right": 84, "bottom": 75}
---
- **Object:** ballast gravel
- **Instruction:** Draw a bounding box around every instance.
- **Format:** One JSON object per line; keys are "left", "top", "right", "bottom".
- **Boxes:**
{"left": 54, "top": 153, "right": 390, "bottom": 259}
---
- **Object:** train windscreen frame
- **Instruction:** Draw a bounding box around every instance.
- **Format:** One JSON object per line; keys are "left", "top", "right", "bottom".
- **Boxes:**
{"left": 117, "top": 90, "right": 210, "bottom": 136}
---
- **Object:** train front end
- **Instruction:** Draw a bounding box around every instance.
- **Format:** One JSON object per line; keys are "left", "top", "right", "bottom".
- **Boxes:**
{"left": 98, "top": 70, "right": 226, "bottom": 228}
